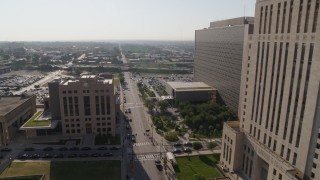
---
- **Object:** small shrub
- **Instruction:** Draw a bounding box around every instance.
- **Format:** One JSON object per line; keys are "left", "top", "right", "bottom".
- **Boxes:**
{"left": 164, "top": 131, "right": 179, "bottom": 142}
{"left": 192, "top": 142, "right": 203, "bottom": 150}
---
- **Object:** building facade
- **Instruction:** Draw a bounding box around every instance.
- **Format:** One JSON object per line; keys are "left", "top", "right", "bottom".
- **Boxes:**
{"left": 194, "top": 17, "right": 254, "bottom": 113}
{"left": 59, "top": 74, "right": 116, "bottom": 136}
{"left": 0, "top": 95, "right": 36, "bottom": 145}
{"left": 165, "top": 81, "right": 216, "bottom": 103}
{"left": 221, "top": 0, "right": 320, "bottom": 180}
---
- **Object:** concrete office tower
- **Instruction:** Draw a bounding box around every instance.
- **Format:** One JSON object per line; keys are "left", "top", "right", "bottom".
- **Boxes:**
{"left": 59, "top": 74, "right": 116, "bottom": 136}
{"left": 221, "top": 0, "right": 320, "bottom": 179}
{"left": 194, "top": 17, "right": 254, "bottom": 113}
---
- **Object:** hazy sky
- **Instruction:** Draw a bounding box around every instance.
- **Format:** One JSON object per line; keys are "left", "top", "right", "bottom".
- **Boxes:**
{"left": 0, "top": 0, "right": 256, "bottom": 41}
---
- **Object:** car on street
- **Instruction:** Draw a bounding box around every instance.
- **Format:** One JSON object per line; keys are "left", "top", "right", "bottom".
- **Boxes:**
{"left": 172, "top": 149, "right": 182, "bottom": 154}
{"left": 98, "top": 147, "right": 108, "bottom": 150}
{"left": 91, "top": 153, "right": 100, "bottom": 157}
{"left": 68, "top": 154, "right": 78, "bottom": 158}
{"left": 53, "top": 154, "right": 64, "bottom": 158}
{"left": 173, "top": 143, "right": 182, "bottom": 147}
{"left": 70, "top": 147, "right": 79, "bottom": 151}
{"left": 183, "top": 148, "right": 192, "bottom": 153}
{"left": 79, "top": 153, "right": 89, "bottom": 157}
{"left": 155, "top": 160, "right": 163, "bottom": 171}
{"left": 43, "top": 147, "right": 53, "bottom": 151}
{"left": 110, "top": 147, "right": 120, "bottom": 150}
{"left": 42, "top": 154, "right": 53, "bottom": 158}
{"left": 103, "top": 152, "right": 113, "bottom": 157}
{"left": 1, "top": 148, "right": 11, "bottom": 152}
{"left": 58, "top": 147, "right": 68, "bottom": 151}
{"left": 24, "top": 147, "right": 35, "bottom": 151}
{"left": 81, "top": 147, "right": 91, "bottom": 151}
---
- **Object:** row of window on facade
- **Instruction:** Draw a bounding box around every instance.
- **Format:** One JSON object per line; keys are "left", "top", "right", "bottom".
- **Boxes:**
{"left": 258, "top": 0, "right": 319, "bottom": 35}
{"left": 63, "top": 96, "right": 111, "bottom": 116}
{"left": 65, "top": 127, "right": 111, "bottom": 134}
{"left": 62, "top": 89, "right": 110, "bottom": 94}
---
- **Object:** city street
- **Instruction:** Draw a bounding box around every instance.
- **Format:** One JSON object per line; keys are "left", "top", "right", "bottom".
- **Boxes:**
{"left": 122, "top": 72, "right": 169, "bottom": 180}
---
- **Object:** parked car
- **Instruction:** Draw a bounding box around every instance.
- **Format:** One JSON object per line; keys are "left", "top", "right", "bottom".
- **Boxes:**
{"left": 91, "top": 153, "right": 100, "bottom": 157}
{"left": 68, "top": 154, "right": 78, "bottom": 158}
{"left": 98, "top": 147, "right": 108, "bottom": 150}
{"left": 53, "top": 154, "right": 64, "bottom": 158}
{"left": 58, "top": 147, "right": 68, "bottom": 151}
{"left": 110, "top": 147, "right": 120, "bottom": 150}
{"left": 1, "top": 148, "right": 11, "bottom": 152}
{"left": 172, "top": 149, "right": 182, "bottom": 154}
{"left": 79, "top": 153, "right": 89, "bottom": 157}
{"left": 24, "top": 147, "right": 35, "bottom": 151}
{"left": 70, "top": 147, "right": 79, "bottom": 151}
{"left": 43, "top": 147, "right": 53, "bottom": 151}
{"left": 81, "top": 147, "right": 91, "bottom": 151}
{"left": 103, "top": 152, "right": 113, "bottom": 157}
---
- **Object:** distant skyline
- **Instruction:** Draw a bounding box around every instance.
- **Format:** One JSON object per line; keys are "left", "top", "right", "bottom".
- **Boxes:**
{"left": 0, "top": 0, "right": 255, "bottom": 41}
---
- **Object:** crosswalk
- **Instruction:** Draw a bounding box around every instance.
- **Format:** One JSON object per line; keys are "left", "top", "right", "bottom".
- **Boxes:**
{"left": 134, "top": 153, "right": 160, "bottom": 161}
{"left": 133, "top": 142, "right": 151, "bottom": 146}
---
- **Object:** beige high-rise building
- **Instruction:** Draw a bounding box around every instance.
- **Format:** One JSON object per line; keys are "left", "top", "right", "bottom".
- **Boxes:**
{"left": 221, "top": 0, "right": 320, "bottom": 179}
{"left": 194, "top": 17, "right": 254, "bottom": 113}
{"left": 59, "top": 74, "right": 116, "bottom": 136}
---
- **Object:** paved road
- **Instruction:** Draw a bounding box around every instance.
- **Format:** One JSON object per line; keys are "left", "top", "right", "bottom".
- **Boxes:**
{"left": 122, "top": 72, "right": 167, "bottom": 180}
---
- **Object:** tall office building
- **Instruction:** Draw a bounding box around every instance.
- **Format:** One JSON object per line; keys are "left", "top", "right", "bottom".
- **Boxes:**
{"left": 221, "top": 0, "right": 320, "bottom": 179}
{"left": 59, "top": 74, "right": 116, "bottom": 136}
{"left": 194, "top": 17, "right": 254, "bottom": 113}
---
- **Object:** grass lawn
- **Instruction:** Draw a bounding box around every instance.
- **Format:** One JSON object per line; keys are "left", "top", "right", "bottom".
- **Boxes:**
{"left": 174, "top": 155, "right": 222, "bottom": 180}
{"left": 24, "top": 111, "right": 51, "bottom": 127}
{"left": 0, "top": 161, "right": 121, "bottom": 180}
{"left": 95, "top": 134, "right": 121, "bottom": 145}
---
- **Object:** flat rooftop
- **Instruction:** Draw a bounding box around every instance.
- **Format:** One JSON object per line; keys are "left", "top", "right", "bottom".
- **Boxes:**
{"left": 167, "top": 82, "right": 216, "bottom": 91}
{"left": 0, "top": 96, "right": 33, "bottom": 117}
{"left": 225, "top": 121, "right": 241, "bottom": 132}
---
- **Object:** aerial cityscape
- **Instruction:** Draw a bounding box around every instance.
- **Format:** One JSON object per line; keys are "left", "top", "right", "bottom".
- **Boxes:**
{"left": 0, "top": 0, "right": 319, "bottom": 180}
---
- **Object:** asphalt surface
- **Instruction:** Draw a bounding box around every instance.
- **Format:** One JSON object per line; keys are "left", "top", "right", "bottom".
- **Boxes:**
{"left": 122, "top": 72, "right": 167, "bottom": 180}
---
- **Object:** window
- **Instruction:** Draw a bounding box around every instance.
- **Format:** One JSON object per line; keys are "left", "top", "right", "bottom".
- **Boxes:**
{"left": 304, "top": 0, "right": 311, "bottom": 33}
{"left": 83, "top": 96, "right": 91, "bottom": 116}
{"left": 315, "top": 153, "right": 319, "bottom": 159}
{"left": 74, "top": 90, "right": 77, "bottom": 93}
{"left": 311, "top": 172, "right": 315, "bottom": 178}
{"left": 281, "top": 145, "right": 284, "bottom": 156}
{"left": 293, "top": 153, "right": 297, "bottom": 165}
{"left": 276, "top": 3, "right": 281, "bottom": 33}
{"left": 297, "top": 0, "right": 303, "bottom": 33}
{"left": 273, "top": 169, "right": 277, "bottom": 175}
{"left": 279, "top": 174, "right": 282, "bottom": 180}
{"left": 286, "top": 148, "right": 291, "bottom": 161}
{"left": 287, "top": 0, "right": 293, "bottom": 33}
{"left": 66, "top": 124, "right": 69, "bottom": 127}
{"left": 312, "top": 0, "right": 320, "bottom": 33}
{"left": 77, "top": 129, "right": 80, "bottom": 133}
{"left": 281, "top": 2, "right": 287, "bottom": 33}
{"left": 312, "top": 163, "right": 317, "bottom": 168}
{"left": 66, "top": 130, "right": 70, "bottom": 134}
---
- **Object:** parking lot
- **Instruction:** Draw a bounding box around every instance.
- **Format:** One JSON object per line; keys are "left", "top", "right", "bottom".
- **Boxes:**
{"left": 16, "top": 146, "right": 121, "bottom": 160}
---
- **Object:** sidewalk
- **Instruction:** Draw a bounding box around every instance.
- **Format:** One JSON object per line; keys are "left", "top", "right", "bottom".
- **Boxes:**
{"left": 173, "top": 149, "right": 221, "bottom": 158}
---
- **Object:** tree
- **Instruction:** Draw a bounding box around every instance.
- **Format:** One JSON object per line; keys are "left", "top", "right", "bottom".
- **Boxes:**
{"left": 157, "top": 100, "right": 169, "bottom": 112}
{"left": 207, "top": 142, "right": 218, "bottom": 150}
{"left": 192, "top": 142, "right": 203, "bottom": 150}
{"left": 164, "top": 131, "right": 179, "bottom": 142}
{"left": 145, "top": 99, "right": 155, "bottom": 112}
